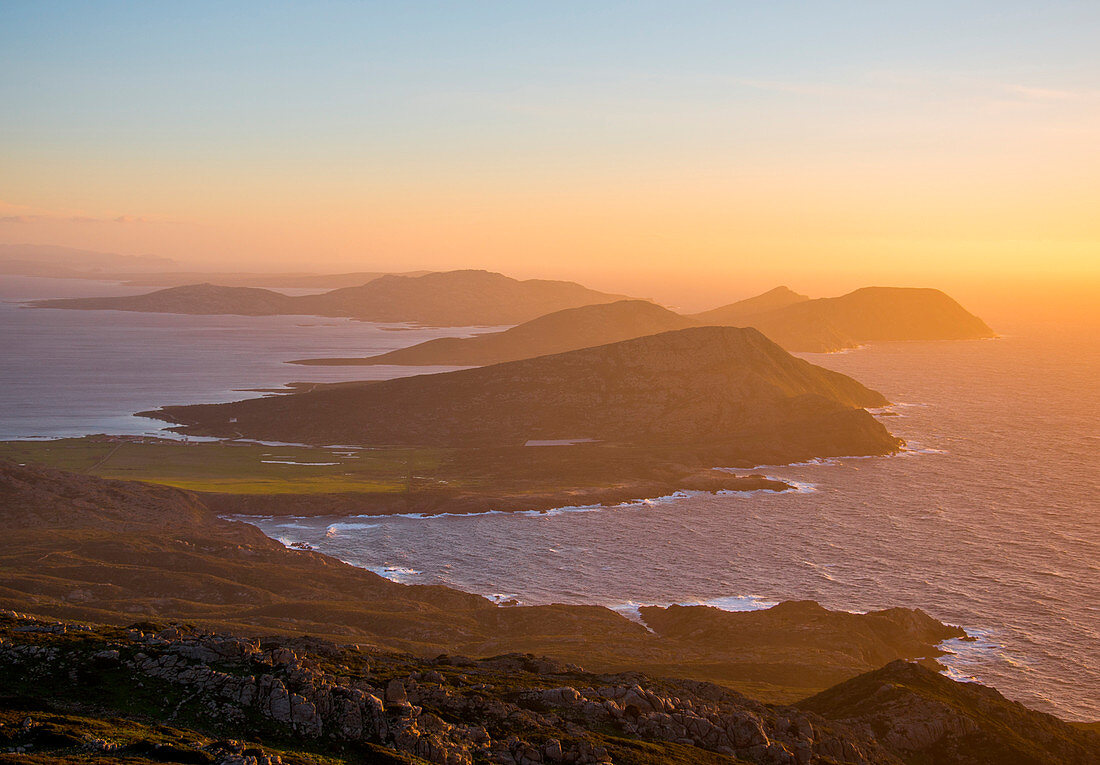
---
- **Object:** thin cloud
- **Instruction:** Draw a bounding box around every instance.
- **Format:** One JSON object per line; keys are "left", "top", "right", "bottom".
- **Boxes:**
{"left": 1002, "top": 84, "right": 1083, "bottom": 101}
{"left": 0, "top": 202, "right": 179, "bottom": 225}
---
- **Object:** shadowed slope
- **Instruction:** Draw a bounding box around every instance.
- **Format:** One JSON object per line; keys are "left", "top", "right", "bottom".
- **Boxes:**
{"left": 144, "top": 327, "right": 898, "bottom": 459}
{"left": 799, "top": 660, "right": 1100, "bottom": 764}
{"left": 292, "top": 299, "right": 694, "bottom": 366}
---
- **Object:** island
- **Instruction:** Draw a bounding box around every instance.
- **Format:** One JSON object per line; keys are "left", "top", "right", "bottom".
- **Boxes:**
{"left": 693, "top": 286, "right": 996, "bottom": 352}
{"left": 289, "top": 285, "right": 996, "bottom": 368}
{"left": 30, "top": 268, "right": 634, "bottom": 326}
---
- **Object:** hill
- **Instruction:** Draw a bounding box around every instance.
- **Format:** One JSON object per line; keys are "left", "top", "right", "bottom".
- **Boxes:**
{"left": 696, "top": 287, "right": 995, "bottom": 352}
{"left": 117, "top": 269, "right": 432, "bottom": 288}
{"left": 28, "top": 282, "right": 299, "bottom": 315}
{"left": 292, "top": 269, "right": 632, "bottom": 325}
{"left": 799, "top": 659, "right": 1100, "bottom": 764}
{"left": 31, "top": 269, "right": 633, "bottom": 326}
{"left": 293, "top": 299, "right": 695, "bottom": 366}
{"left": 144, "top": 326, "right": 898, "bottom": 461}
{"left": 693, "top": 286, "right": 810, "bottom": 325}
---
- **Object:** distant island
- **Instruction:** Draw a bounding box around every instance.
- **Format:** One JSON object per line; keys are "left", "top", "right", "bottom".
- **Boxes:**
{"left": 695, "top": 286, "right": 997, "bottom": 352}
{"left": 30, "top": 269, "right": 634, "bottom": 326}
{"left": 294, "top": 286, "right": 995, "bottom": 367}
{"left": 28, "top": 261, "right": 994, "bottom": 350}
{"left": 0, "top": 243, "right": 430, "bottom": 288}
{"left": 294, "top": 299, "right": 696, "bottom": 367}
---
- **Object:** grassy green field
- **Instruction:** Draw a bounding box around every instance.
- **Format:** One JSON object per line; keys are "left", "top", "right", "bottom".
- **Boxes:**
{"left": 0, "top": 437, "right": 449, "bottom": 494}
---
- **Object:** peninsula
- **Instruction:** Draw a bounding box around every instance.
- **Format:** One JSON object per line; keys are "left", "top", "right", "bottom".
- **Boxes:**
{"left": 143, "top": 326, "right": 896, "bottom": 456}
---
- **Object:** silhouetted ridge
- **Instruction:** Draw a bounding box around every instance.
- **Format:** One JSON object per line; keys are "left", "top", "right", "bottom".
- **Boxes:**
{"left": 696, "top": 286, "right": 995, "bottom": 352}
{"left": 32, "top": 269, "right": 631, "bottom": 326}
{"left": 293, "top": 299, "right": 693, "bottom": 366}
{"left": 693, "top": 285, "right": 810, "bottom": 324}
{"left": 799, "top": 660, "right": 1100, "bottom": 764}
{"left": 31, "top": 282, "right": 295, "bottom": 315}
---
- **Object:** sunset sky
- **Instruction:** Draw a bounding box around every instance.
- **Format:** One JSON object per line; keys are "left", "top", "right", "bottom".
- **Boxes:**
{"left": 2, "top": 1, "right": 1097, "bottom": 313}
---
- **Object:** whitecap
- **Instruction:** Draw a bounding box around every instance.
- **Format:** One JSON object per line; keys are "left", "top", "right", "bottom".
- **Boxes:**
{"left": 325, "top": 521, "right": 381, "bottom": 536}
{"left": 260, "top": 459, "right": 342, "bottom": 466}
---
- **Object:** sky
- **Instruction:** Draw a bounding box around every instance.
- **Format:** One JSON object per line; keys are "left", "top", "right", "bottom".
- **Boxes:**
{"left": 1, "top": 1, "right": 1098, "bottom": 314}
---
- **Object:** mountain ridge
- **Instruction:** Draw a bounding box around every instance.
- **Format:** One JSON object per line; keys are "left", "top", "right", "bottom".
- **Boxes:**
{"left": 293, "top": 299, "right": 695, "bottom": 367}
{"left": 290, "top": 285, "right": 996, "bottom": 367}
{"left": 30, "top": 268, "right": 633, "bottom": 326}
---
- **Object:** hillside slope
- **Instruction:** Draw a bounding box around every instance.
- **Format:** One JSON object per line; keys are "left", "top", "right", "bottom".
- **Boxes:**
{"left": 145, "top": 327, "right": 898, "bottom": 460}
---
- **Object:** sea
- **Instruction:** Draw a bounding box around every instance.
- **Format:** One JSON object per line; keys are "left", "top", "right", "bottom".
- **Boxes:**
{"left": 1, "top": 275, "right": 1097, "bottom": 721}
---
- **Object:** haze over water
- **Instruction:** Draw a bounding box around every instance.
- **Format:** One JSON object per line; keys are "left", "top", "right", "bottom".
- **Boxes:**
{"left": 0, "top": 277, "right": 490, "bottom": 439}
{"left": 2, "top": 276, "right": 1098, "bottom": 722}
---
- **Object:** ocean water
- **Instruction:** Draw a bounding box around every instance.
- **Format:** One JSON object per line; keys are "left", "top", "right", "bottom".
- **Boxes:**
{"left": 2, "top": 276, "right": 1098, "bottom": 721}
{"left": 0, "top": 276, "right": 489, "bottom": 439}
{"left": 247, "top": 327, "right": 1100, "bottom": 721}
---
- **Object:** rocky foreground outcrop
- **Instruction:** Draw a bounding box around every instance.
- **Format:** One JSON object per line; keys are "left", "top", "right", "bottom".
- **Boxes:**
{"left": 799, "top": 660, "right": 1100, "bottom": 765}
{"left": 0, "top": 610, "right": 903, "bottom": 764}
{"left": 2, "top": 612, "right": 1096, "bottom": 765}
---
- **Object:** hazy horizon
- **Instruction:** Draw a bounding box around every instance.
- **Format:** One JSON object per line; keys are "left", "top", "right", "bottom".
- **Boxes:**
{"left": 2, "top": 2, "right": 1097, "bottom": 323}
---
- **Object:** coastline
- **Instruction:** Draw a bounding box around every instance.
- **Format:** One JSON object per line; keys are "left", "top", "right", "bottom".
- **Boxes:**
{"left": 201, "top": 470, "right": 795, "bottom": 517}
